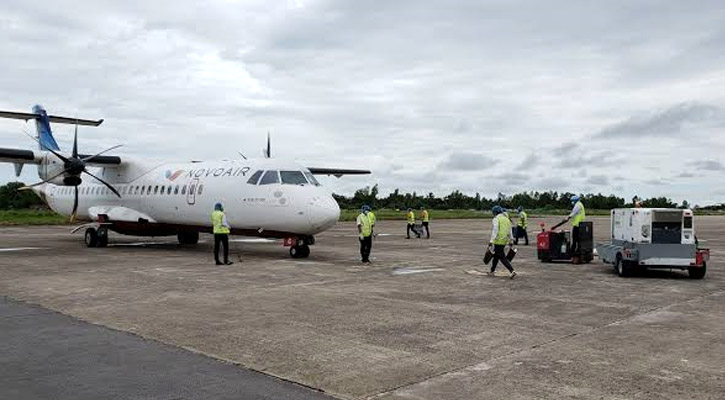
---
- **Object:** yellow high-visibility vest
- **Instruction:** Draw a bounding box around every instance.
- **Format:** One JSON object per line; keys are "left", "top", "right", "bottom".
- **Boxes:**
{"left": 211, "top": 210, "right": 230, "bottom": 234}
{"left": 421, "top": 210, "right": 429, "bottom": 222}
{"left": 368, "top": 211, "right": 376, "bottom": 226}
{"left": 571, "top": 201, "right": 586, "bottom": 227}
{"left": 407, "top": 211, "right": 415, "bottom": 224}
{"left": 517, "top": 211, "right": 527, "bottom": 228}
{"left": 357, "top": 213, "right": 373, "bottom": 237}
{"left": 493, "top": 214, "right": 512, "bottom": 245}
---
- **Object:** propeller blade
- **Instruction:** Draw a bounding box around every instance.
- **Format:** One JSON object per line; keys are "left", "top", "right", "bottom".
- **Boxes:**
{"left": 70, "top": 186, "right": 79, "bottom": 222}
{"left": 20, "top": 169, "right": 69, "bottom": 189}
{"left": 21, "top": 128, "right": 69, "bottom": 162}
{"left": 72, "top": 120, "right": 79, "bottom": 158}
{"left": 82, "top": 169, "right": 121, "bottom": 198}
{"left": 81, "top": 144, "right": 123, "bottom": 162}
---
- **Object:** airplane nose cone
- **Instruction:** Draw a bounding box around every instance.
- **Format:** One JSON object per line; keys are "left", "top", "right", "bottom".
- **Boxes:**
{"left": 307, "top": 195, "right": 340, "bottom": 232}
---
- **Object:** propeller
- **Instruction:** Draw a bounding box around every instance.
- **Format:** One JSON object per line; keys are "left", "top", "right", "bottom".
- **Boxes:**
{"left": 22, "top": 121, "right": 123, "bottom": 221}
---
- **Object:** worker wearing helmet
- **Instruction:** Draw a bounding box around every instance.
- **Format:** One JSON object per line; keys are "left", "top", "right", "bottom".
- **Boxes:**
{"left": 357, "top": 205, "right": 374, "bottom": 263}
{"left": 406, "top": 208, "right": 420, "bottom": 239}
{"left": 487, "top": 205, "right": 517, "bottom": 279}
{"left": 514, "top": 206, "right": 529, "bottom": 245}
{"left": 211, "top": 202, "right": 233, "bottom": 265}
{"left": 565, "top": 195, "right": 586, "bottom": 264}
{"left": 420, "top": 207, "right": 430, "bottom": 239}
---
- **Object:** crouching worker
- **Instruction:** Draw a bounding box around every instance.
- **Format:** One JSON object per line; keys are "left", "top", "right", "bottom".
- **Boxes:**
{"left": 211, "top": 202, "right": 233, "bottom": 265}
{"left": 487, "top": 205, "right": 516, "bottom": 279}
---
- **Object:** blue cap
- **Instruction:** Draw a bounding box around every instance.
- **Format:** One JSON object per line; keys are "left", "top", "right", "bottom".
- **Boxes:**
{"left": 491, "top": 205, "right": 503, "bottom": 215}
{"left": 362, "top": 204, "right": 371, "bottom": 211}
{"left": 215, "top": 202, "right": 223, "bottom": 210}
{"left": 571, "top": 195, "right": 580, "bottom": 203}
{"left": 517, "top": 206, "right": 523, "bottom": 212}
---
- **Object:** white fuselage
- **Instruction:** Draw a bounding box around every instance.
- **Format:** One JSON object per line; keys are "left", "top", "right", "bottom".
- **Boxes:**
{"left": 41, "top": 158, "right": 341, "bottom": 237}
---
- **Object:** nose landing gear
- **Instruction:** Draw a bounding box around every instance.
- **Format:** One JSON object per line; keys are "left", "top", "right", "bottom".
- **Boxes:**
{"left": 289, "top": 236, "right": 313, "bottom": 258}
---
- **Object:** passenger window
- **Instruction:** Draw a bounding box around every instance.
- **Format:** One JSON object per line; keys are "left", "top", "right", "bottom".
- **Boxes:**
{"left": 247, "top": 170, "right": 263, "bottom": 185}
{"left": 304, "top": 172, "right": 320, "bottom": 186}
{"left": 281, "top": 171, "right": 308, "bottom": 185}
{"left": 259, "top": 170, "right": 280, "bottom": 185}
{"left": 147, "top": 185, "right": 152, "bottom": 194}
{"left": 198, "top": 184, "right": 204, "bottom": 195}
{"left": 182, "top": 185, "right": 187, "bottom": 195}
{"left": 174, "top": 185, "right": 179, "bottom": 195}
{"left": 154, "top": 185, "right": 159, "bottom": 194}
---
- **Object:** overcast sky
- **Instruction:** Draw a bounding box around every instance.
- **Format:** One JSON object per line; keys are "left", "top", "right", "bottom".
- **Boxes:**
{"left": 1, "top": 0, "right": 723, "bottom": 205}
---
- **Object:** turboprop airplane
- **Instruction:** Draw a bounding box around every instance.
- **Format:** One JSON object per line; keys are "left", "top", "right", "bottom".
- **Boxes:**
{"left": 0, "top": 105, "right": 369, "bottom": 258}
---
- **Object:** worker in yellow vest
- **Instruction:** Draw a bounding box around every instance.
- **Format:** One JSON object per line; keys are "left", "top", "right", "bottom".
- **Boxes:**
{"left": 487, "top": 205, "right": 516, "bottom": 279}
{"left": 406, "top": 208, "right": 419, "bottom": 239}
{"left": 514, "top": 206, "right": 528, "bottom": 245}
{"left": 419, "top": 207, "right": 430, "bottom": 239}
{"left": 368, "top": 208, "right": 376, "bottom": 237}
{"left": 211, "top": 202, "right": 233, "bottom": 265}
{"left": 356, "top": 205, "right": 374, "bottom": 263}
{"left": 564, "top": 195, "right": 586, "bottom": 264}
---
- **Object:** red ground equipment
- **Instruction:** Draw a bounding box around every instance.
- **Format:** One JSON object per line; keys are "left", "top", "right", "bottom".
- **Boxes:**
{"left": 537, "top": 220, "right": 593, "bottom": 263}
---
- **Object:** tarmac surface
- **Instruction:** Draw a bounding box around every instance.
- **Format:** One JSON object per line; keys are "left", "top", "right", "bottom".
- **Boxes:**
{"left": 0, "top": 216, "right": 723, "bottom": 399}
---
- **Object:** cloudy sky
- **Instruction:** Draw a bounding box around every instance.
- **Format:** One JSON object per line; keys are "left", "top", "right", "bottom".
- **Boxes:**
{"left": 1, "top": 0, "right": 723, "bottom": 205}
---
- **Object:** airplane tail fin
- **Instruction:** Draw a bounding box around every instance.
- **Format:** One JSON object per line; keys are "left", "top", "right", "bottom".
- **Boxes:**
{"left": 31, "top": 105, "right": 61, "bottom": 151}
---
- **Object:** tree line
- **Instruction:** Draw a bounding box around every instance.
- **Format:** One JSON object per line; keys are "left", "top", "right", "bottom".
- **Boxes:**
{"left": 333, "top": 184, "right": 701, "bottom": 211}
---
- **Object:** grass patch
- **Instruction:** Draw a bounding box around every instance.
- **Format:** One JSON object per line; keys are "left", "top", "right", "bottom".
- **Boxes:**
{"left": 0, "top": 209, "right": 68, "bottom": 225}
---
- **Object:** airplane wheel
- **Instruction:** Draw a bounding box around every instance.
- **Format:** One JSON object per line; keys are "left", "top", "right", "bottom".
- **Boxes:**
{"left": 615, "top": 255, "right": 630, "bottom": 277}
{"left": 290, "top": 245, "right": 310, "bottom": 259}
{"left": 85, "top": 228, "right": 98, "bottom": 248}
{"left": 97, "top": 228, "right": 109, "bottom": 248}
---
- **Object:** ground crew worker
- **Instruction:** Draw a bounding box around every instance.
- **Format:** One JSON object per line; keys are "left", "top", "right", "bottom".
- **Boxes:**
{"left": 565, "top": 195, "right": 586, "bottom": 264}
{"left": 357, "top": 205, "right": 373, "bottom": 263}
{"left": 488, "top": 205, "right": 517, "bottom": 279}
{"left": 211, "top": 202, "right": 233, "bottom": 265}
{"left": 368, "top": 207, "right": 376, "bottom": 236}
{"left": 514, "top": 206, "right": 528, "bottom": 245}
{"left": 420, "top": 207, "right": 430, "bottom": 239}
{"left": 406, "top": 208, "right": 419, "bottom": 239}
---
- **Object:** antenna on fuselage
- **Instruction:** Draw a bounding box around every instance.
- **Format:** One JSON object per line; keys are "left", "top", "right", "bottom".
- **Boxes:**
{"left": 263, "top": 131, "right": 271, "bottom": 158}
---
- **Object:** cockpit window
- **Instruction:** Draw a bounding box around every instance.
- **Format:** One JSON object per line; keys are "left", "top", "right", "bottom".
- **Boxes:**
{"left": 304, "top": 171, "right": 320, "bottom": 186}
{"left": 247, "top": 170, "right": 263, "bottom": 185}
{"left": 259, "top": 170, "right": 280, "bottom": 185}
{"left": 280, "top": 171, "right": 309, "bottom": 185}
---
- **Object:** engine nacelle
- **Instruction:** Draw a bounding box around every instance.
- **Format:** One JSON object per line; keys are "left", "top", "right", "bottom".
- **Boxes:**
{"left": 38, "top": 152, "right": 78, "bottom": 186}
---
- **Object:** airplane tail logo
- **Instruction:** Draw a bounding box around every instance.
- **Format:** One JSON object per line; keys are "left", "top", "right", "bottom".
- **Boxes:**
{"left": 32, "top": 105, "right": 61, "bottom": 152}
{"left": 165, "top": 169, "right": 185, "bottom": 181}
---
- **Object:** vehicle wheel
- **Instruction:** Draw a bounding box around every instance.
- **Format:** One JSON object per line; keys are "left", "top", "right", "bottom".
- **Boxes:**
{"left": 688, "top": 262, "right": 706, "bottom": 279}
{"left": 178, "top": 231, "right": 199, "bottom": 245}
{"left": 97, "top": 228, "right": 109, "bottom": 248}
{"left": 615, "top": 255, "right": 630, "bottom": 277}
{"left": 85, "top": 228, "right": 98, "bottom": 248}
{"left": 290, "top": 245, "right": 302, "bottom": 258}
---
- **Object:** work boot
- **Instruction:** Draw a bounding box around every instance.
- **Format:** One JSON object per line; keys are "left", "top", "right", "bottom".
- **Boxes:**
{"left": 509, "top": 271, "right": 517, "bottom": 279}
{"left": 215, "top": 261, "right": 223, "bottom": 266}
{"left": 224, "top": 261, "right": 234, "bottom": 265}
{"left": 572, "top": 256, "right": 581, "bottom": 265}
{"left": 486, "top": 270, "right": 495, "bottom": 277}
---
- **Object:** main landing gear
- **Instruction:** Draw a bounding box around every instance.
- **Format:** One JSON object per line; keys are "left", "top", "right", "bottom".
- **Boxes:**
{"left": 84, "top": 227, "right": 108, "bottom": 248}
{"left": 289, "top": 236, "right": 314, "bottom": 258}
{"left": 177, "top": 231, "right": 199, "bottom": 245}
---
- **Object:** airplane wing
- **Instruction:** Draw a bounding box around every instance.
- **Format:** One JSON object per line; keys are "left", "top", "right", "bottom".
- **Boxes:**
{"left": 0, "top": 111, "right": 103, "bottom": 126}
{"left": 307, "top": 167, "right": 371, "bottom": 178}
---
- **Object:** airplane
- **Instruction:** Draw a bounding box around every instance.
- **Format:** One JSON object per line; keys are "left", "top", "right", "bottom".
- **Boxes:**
{"left": 0, "top": 105, "right": 370, "bottom": 258}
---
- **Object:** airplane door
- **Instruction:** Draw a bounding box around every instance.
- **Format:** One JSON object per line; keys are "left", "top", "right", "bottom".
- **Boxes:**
{"left": 187, "top": 178, "right": 199, "bottom": 205}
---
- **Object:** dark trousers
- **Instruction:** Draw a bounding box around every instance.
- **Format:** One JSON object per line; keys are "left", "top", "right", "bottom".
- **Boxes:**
{"left": 571, "top": 226, "right": 580, "bottom": 256}
{"left": 359, "top": 235, "right": 372, "bottom": 262}
{"left": 214, "top": 234, "right": 229, "bottom": 263}
{"left": 422, "top": 221, "right": 430, "bottom": 238}
{"left": 514, "top": 226, "right": 528, "bottom": 245}
{"left": 491, "top": 244, "right": 514, "bottom": 273}
{"left": 407, "top": 223, "right": 419, "bottom": 238}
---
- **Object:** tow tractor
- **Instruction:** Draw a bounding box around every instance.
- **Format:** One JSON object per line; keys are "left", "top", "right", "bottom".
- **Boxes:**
{"left": 596, "top": 208, "right": 708, "bottom": 278}
{"left": 537, "top": 220, "right": 594, "bottom": 263}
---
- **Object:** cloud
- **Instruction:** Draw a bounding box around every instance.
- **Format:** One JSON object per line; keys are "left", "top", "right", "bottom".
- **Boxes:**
{"left": 691, "top": 160, "right": 724, "bottom": 171}
{"left": 586, "top": 175, "right": 609, "bottom": 185}
{"left": 438, "top": 152, "right": 496, "bottom": 171}
{"left": 517, "top": 152, "right": 540, "bottom": 169}
{"left": 596, "top": 102, "right": 724, "bottom": 138}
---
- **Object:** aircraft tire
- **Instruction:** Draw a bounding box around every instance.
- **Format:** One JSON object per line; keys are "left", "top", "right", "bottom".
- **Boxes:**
{"left": 290, "top": 245, "right": 310, "bottom": 258}
{"left": 85, "top": 228, "right": 98, "bottom": 248}
{"left": 178, "top": 231, "right": 199, "bottom": 245}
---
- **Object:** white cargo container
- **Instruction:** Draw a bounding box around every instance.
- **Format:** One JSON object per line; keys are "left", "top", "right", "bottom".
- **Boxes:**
{"left": 597, "top": 208, "right": 708, "bottom": 278}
